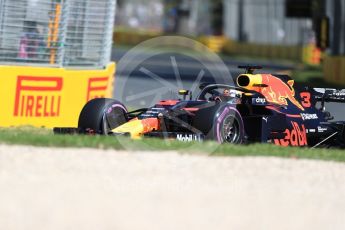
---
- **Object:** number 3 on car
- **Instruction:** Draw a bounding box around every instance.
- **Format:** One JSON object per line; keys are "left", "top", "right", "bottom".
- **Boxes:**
{"left": 300, "top": 92, "right": 311, "bottom": 108}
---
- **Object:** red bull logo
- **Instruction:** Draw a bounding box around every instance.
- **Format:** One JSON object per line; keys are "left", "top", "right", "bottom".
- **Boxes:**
{"left": 13, "top": 76, "right": 63, "bottom": 117}
{"left": 260, "top": 74, "right": 304, "bottom": 110}
{"left": 237, "top": 74, "right": 305, "bottom": 110}
{"left": 274, "top": 121, "right": 308, "bottom": 146}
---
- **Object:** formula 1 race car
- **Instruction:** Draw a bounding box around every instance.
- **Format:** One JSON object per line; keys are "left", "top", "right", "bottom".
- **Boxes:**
{"left": 54, "top": 66, "right": 345, "bottom": 148}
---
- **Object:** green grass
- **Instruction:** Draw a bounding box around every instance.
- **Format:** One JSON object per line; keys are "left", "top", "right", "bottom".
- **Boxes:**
{"left": 290, "top": 65, "right": 345, "bottom": 88}
{"left": 292, "top": 65, "right": 325, "bottom": 85}
{"left": 0, "top": 127, "right": 344, "bottom": 162}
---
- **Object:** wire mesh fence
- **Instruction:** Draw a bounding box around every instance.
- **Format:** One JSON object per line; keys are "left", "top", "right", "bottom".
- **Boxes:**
{"left": 0, "top": 0, "right": 116, "bottom": 68}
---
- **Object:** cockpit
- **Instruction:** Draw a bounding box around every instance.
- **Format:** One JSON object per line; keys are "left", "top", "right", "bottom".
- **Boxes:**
{"left": 197, "top": 84, "right": 244, "bottom": 103}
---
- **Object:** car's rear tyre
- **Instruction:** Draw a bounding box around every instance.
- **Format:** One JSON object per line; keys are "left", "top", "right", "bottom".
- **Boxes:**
{"left": 78, "top": 98, "right": 128, "bottom": 134}
{"left": 213, "top": 106, "right": 245, "bottom": 144}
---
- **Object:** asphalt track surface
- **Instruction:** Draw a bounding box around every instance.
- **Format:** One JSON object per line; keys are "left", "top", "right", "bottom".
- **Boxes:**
{"left": 0, "top": 144, "right": 344, "bottom": 230}
{"left": 112, "top": 46, "right": 345, "bottom": 121}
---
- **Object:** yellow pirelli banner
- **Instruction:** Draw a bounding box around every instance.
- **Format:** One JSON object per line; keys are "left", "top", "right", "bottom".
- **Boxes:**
{"left": 0, "top": 63, "right": 115, "bottom": 128}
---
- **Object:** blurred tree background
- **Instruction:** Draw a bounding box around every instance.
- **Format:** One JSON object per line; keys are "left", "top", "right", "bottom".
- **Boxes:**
{"left": 114, "top": 0, "right": 345, "bottom": 84}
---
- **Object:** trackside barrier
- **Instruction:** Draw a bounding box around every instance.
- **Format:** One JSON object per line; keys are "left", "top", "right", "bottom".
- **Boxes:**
{"left": 0, "top": 0, "right": 116, "bottom": 128}
{"left": 0, "top": 63, "right": 115, "bottom": 127}
{"left": 323, "top": 56, "right": 345, "bottom": 85}
{"left": 114, "top": 31, "right": 225, "bottom": 53}
{"left": 113, "top": 31, "right": 319, "bottom": 65}
{"left": 222, "top": 40, "right": 304, "bottom": 62}
{"left": 198, "top": 36, "right": 226, "bottom": 53}
{"left": 113, "top": 29, "right": 162, "bottom": 46}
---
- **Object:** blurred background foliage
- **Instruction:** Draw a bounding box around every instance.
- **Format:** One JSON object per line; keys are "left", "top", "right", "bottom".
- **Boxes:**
{"left": 114, "top": 0, "right": 345, "bottom": 84}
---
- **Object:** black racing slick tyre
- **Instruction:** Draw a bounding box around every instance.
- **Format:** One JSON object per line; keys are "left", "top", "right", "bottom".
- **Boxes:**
{"left": 78, "top": 98, "right": 128, "bottom": 135}
{"left": 213, "top": 106, "right": 245, "bottom": 144}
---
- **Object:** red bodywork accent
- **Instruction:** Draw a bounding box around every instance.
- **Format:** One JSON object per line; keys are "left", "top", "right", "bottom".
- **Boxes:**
{"left": 265, "top": 106, "right": 301, "bottom": 118}
{"left": 183, "top": 108, "right": 200, "bottom": 112}
{"left": 141, "top": 118, "right": 160, "bottom": 133}
{"left": 157, "top": 100, "right": 179, "bottom": 106}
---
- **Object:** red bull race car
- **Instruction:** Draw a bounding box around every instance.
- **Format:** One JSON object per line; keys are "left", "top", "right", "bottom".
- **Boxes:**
{"left": 55, "top": 66, "right": 345, "bottom": 148}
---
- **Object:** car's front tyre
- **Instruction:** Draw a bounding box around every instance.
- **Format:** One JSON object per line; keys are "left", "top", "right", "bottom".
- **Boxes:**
{"left": 78, "top": 98, "right": 128, "bottom": 134}
{"left": 213, "top": 106, "right": 245, "bottom": 144}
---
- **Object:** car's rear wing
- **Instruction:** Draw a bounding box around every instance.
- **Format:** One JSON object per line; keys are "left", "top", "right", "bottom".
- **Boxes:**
{"left": 313, "top": 88, "right": 345, "bottom": 103}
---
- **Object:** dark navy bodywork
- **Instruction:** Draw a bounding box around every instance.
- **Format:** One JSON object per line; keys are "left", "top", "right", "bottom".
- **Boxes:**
{"left": 55, "top": 66, "right": 345, "bottom": 148}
